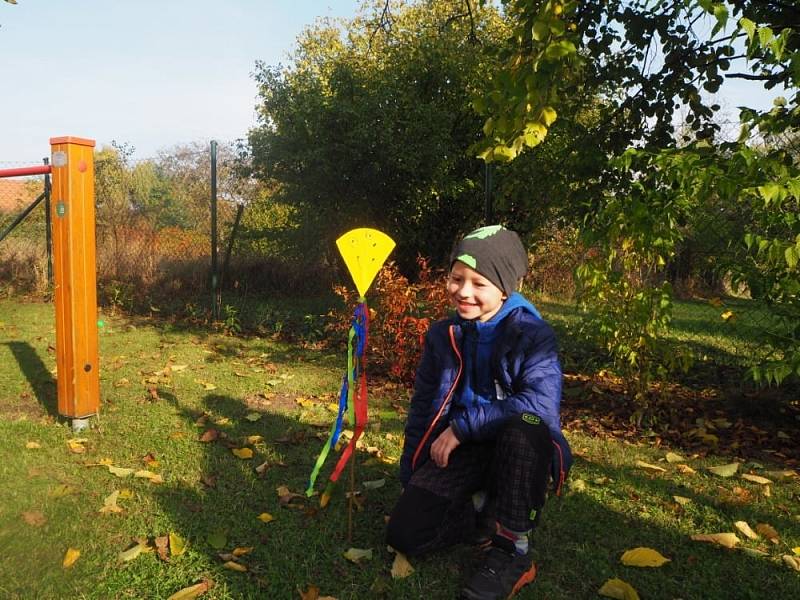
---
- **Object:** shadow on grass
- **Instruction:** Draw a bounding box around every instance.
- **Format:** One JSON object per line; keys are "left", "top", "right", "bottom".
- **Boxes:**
{"left": 3, "top": 341, "right": 57, "bottom": 417}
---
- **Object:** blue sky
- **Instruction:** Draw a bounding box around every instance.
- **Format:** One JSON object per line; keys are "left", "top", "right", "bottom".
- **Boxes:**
{"left": 0, "top": 1, "right": 781, "bottom": 164}
{"left": 0, "top": 0, "right": 359, "bottom": 162}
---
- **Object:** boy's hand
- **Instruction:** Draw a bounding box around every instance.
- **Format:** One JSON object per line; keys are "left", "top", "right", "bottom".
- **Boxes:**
{"left": 431, "top": 426, "right": 460, "bottom": 468}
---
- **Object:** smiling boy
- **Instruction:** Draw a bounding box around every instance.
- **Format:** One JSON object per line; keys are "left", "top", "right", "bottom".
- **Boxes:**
{"left": 386, "top": 225, "right": 572, "bottom": 600}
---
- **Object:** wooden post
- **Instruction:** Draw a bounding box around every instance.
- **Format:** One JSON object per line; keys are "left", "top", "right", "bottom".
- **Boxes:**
{"left": 49, "top": 136, "right": 100, "bottom": 422}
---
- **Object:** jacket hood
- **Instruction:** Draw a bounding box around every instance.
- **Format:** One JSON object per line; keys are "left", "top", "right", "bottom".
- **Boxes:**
{"left": 490, "top": 291, "right": 542, "bottom": 322}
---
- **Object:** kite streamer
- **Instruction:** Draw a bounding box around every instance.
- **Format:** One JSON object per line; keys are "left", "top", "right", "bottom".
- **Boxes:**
{"left": 305, "top": 229, "right": 394, "bottom": 499}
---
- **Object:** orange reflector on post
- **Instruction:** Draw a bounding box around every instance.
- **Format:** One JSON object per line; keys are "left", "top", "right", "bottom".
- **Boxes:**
{"left": 49, "top": 136, "right": 100, "bottom": 418}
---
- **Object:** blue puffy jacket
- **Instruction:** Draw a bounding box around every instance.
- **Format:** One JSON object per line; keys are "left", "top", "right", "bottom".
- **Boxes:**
{"left": 399, "top": 294, "right": 572, "bottom": 492}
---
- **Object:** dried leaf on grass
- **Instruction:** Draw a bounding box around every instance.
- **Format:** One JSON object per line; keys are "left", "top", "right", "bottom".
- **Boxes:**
{"left": 276, "top": 485, "right": 305, "bottom": 506}
{"left": 664, "top": 452, "right": 685, "bottom": 463}
{"left": 199, "top": 429, "right": 220, "bottom": 443}
{"left": 362, "top": 479, "right": 386, "bottom": 490}
{"left": 741, "top": 474, "right": 772, "bottom": 485}
{"left": 783, "top": 555, "right": 800, "bottom": 572}
{"left": 598, "top": 577, "right": 640, "bottom": 600}
{"left": 99, "top": 490, "right": 123, "bottom": 514}
{"left": 233, "top": 546, "right": 253, "bottom": 557}
{"left": 343, "top": 548, "right": 372, "bottom": 563}
{"left": 231, "top": 448, "right": 253, "bottom": 460}
{"left": 690, "top": 533, "right": 740, "bottom": 548}
{"left": 223, "top": 560, "right": 247, "bottom": 572}
{"left": 673, "top": 496, "right": 691, "bottom": 506}
{"left": 134, "top": 470, "right": 164, "bottom": 484}
{"left": 119, "top": 540, "right": 150, "bottom": 562}
{"left": 620, "top": 547, "right": 671, "bottom": 567}
{"left": 298, "top": 585, "right": 337, "bottom": 600}
{"left": 25, "top": 441, "right": 41, "bottom": 449}
{"left": 676, "top": 464, "right": 696, "bottom": 475}
{"left": 635, "top": 460, "right": 666, "bottom": 473}
{"left": 755, "top": 523, "right": 779, "bottom": 544}
{"left": 155, "top": 536, "right": 170, "bottom": 561}
{"left": 390, "top": 552, "right": 414, "bottom": 578}
{"left": 708, "top": 463, "right": 739, "bottom": 478}
{"left": 244, "top": 412, "right": 262, "bottom": 422}
{"left": 734, "top": 521, "right": 759, "bottom": 540}
{"left": 108, "top": 465, "right": 134, "bottom": 478}
{"left": 62, "top": 547, "right": 80, "bottom": 568}
{"left": 170, "top": 532, "right": 187, "bottom": 556}
{"left": 257, "top": 512, "right": 275, "bottom": 523}
{"left": 22, "top": 510, "right": 47, "bottom": 526}
{"left": 166, "top": 580, "right": 211, "bottom": 600}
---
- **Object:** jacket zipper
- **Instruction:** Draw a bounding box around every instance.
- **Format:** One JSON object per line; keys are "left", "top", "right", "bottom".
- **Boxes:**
{"left": 411, "top": 325, "right": 463, "bottom": 471}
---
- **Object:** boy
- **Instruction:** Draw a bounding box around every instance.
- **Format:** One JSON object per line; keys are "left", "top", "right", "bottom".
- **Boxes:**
{"left": 386, "top": 225, "right": 572, "bottom": 600}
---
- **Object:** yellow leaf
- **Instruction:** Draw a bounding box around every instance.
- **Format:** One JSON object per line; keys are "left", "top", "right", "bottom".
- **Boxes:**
{"left": 343, "top": 548, "right": 373, "bottom": 563}
{"left": 169, "top": 532, "right": 187, "bottom": 556}
{"left": 170, "top": 364, "right": 189, "bottom": 372}
{"left": 635, "top": 460, "right": 667, "bottom": 473}
{"left": 755, "top": 523, "right": 779, "bottom": 543}
{"left": 223, "top": 560, "right": 247, "bottom": 572}
{"left": 232, "top": 448, "right": 253, "bottom": 459}
{"left": 793, "top": 547, "right": 800, "bottom": 556}
{"left": 765, "top": 469, "right": 797, "bottom": 480}
{"left": 734, "top": 521, "right": 759, "bottom": 540}
{"left": 741, "top": 473, "right": 772, "bottom": 485}
{"left": 390, "top": 551, "right": 414, "bottom": 579}
{"left": 257, "top": 512, "right": 274, "bottom": 523}
{"left": 244, "top": 412, "right": 262, "bottom": 422}
{"left": 598, "top": 577, "right": 640, "bottom": 600}
{"left": 118, "top": 488, "right": 134, "bottom": 499}
{"left": 673, "top": 496, "right": 691, "bottom": 506}
{"left": 664, "top": 452, "right": 684, "bottom": 463}
{"left": 245, "top": 435, "right": 263, "bottom": 445}
{"left": 134, "top": 470, "right": 163, "bottom": 483}
{"left": 620, "top": 547, "right": 671, "bottom": 567}
{"left": 708, "top": 463, "right": 739, "bottom": 477}
{"left": 721, "top": 310, "right": 735, "bottom": 321}
{"left": 296, "top": 397, "right": 315, "bottom": 408}
{"left": 99, "top": 490, "right": 123, "bottom": 514}
{"left": 676, "top": 464, "right": 696, "bottom": 475}
{"left": 62, "top": 547, "right": 80, "bottom": 568}
{"left": 232, "top": 546, "right": 253, "bottom": 557}
{"left": 166, "top": 581, "right": 210, "bottom": 600}
{"left": 691, "top": 533, "right": 740, "bottom": 548}
{"left": 67, "top": 440, "right": 86, "bottom": 454}
{"left": 783, "top": 555, "right": 800, "bottom": 572}
{"left": 119, "top": 542, "right": 148, "bottom": 562}
{"left": 26, "top": 441, "right": 41, "bottom": 449}
{"left": 108, "top": 465, "right": 134, "bottom": 478}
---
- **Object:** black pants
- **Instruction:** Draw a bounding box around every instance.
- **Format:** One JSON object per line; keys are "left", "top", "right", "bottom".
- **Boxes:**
{"left": 387, "top": 414, "right": 553, "bottom": 556}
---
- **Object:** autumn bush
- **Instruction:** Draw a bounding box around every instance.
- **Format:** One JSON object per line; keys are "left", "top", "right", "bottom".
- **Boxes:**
{"left": 330, "top": 257, "right": 451, "bottom": 384}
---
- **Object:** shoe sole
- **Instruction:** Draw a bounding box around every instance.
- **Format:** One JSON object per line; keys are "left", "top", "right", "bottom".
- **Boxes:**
{"left": 508, "top": 562, "right": 537, "bottom": 599}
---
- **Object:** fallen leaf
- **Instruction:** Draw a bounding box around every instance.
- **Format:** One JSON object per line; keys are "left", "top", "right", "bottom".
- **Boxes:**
{"left": 343, "top": 548, "right": 372, "bottom": 563}
{"left": 155, "top": 535, "right": 170, "bottom": 561}
{"left": 721, "top": 310, "right": 735, "bottom": 321}
{"left": 257, "top": 512, "right": 275, "bottom": 523}
{"left": 673, "top": 496, "right": 691, "bottom": 506}
{"left": 276, "top": 485, "right": 304, "bottom": 506}
{"left": 755, "top": 523, "right": 779, "bottom": 543}
{"left": 620, "top": 547, "right": 671, "bottom": 567}
{"left": 784, "top": 555, "right": 800, "bottom": 572}
{"left": 118, "top": 489, "right": 134, "bottom": 500}
{"left": 691, "top": 533, "right": 740, "bottom": 548}
{"left": 255, "top": 461, "right": 271, "bottom": 475}
{"left": 114, "top": 378, "right": 130, "bottom": 388}
{"left": 232, "top": 546, "right": 253, "bottom": 557}
{"left": 67, "top": 439, "right": 86, "bottom": 454}
{"left": 99, "top": 490, "right": 123, "bottom": 514}
{"left": 134, "top": 470, "right": 163, "bottom": 483}
{"left": 25, "top": 441, "right": 41, "bottom": 449}
{"left": 199, "top": 429, "right": 220, "bottom": 443}
{"left": 169, "top": 532, "right": 187, "bottom": 556}
{"left": 742, "top": 547, "right": 769, "bottom": 558}
{"left": 635, "top": 460, "right": 667, "bottom": 473}
{"left": 299, "top": 585, "right": 320, "bottom": 600}
{"left": 22, "top": 510, "right": 47, "bottom": 526}
{"left": 664, "top": 452, "right": 685, "bottom": 463}
{"left": 62, "top": 547, "right": 80, "bottom": 568}
{"left": 708, "top": 463, "right": 739, "bottom": 478}
{"left": 223, "top": 561, "right": 247, "bottom": 572}
{"left": 119, "top": 541, "right": 148, "bottom": 562}
{"left": 170, "top": 364, "right": 188, "bottom": 372}
{"left": 734, "top": 521, "right": 758, "bottom": 540}
{"left": 142, "top": 452, "right": 159, "bottom": 467}
{"left": 570, "top": 479, "right": 587, "bottom": 492}
{"left": 676, "top": 464, "right": 696, "bottom": 475}
{"left": 390, "top": 551, "right": 414, "bottom": 578}
{"left": 362, "top": 479, "right": 386, "bottom": 490}
{"left": 794, "top": 547, "right": 800, "bottom": 556}
{"left": 201, "top": 474, "right": 217, "bottom": 488}
{"left": 245, "top": 435, "right": 263, "bottom": 445}
{"left": 108, "top": 465, "right": 135, "bottom": 478}
{"left": 765, "top": 469, "right": 797, "bottom": 480}
{"left": 244, "top": 412, "right": 262, "bottom": 422}
{"left": 232, "top": 448, "right": 253, "bottom": 459}
{"left": 166, "top": 581, "right": 210, "bottom": 600}
{"left": 741, "top": 474, "right": 772, "bottom": 485}
{"left": 598, "top": 577, "right": 640, "bottom": 600}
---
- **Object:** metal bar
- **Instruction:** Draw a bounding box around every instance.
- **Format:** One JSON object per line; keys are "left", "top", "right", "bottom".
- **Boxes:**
{"left": 220, "top": 203, "right": 244, "bottom": 290}
{"left": 43, "top": 157, "right": 53, "bottom": 284}
{"left": 0, "top": 165, "right": 52, "bottom": 178}
{"left": 210, "top": 140, "right": 219, "bottom": 320}
{"left": 0, "top": 191, "right": 46, "bottom": 243}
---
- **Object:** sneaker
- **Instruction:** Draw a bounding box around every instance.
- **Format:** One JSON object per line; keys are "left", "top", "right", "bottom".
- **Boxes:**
{"left": 460, "top": 535, "right": 537, "bottom": 600}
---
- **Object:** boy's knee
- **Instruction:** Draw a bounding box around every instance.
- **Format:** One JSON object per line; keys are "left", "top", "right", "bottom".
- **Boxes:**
{"left": 386, "top": 515, "right": 417, "bottom": 556}
{"left": 499, "top": 413, "right": 553, "bottom": 456}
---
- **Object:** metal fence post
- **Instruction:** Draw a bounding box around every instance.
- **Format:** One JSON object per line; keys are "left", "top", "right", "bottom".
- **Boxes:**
{"left": 210, "top": 140, "right": 219, "bottom": 320}
{"left": 43, "top": 157, "right": 53, "bottom": 285}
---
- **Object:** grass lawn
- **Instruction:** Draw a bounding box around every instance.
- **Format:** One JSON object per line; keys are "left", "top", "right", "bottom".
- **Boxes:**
{"left": 0, "top": 298, "right": 798, "bottom": 599}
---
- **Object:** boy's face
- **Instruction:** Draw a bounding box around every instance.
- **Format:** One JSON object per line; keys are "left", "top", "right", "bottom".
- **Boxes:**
{"left": 447, "top": 261, "right": 506, "bottom": 322}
